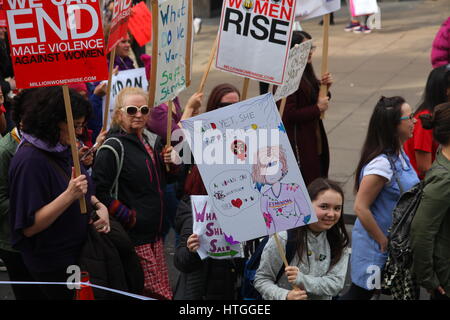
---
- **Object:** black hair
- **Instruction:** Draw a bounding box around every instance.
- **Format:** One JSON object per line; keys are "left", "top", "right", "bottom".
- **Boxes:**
{"left": 292, "top": 178, "right": 349, "bottom": 270}
{"left": 354, "top": 96, "right": 406, "bottom": 192}
{"left": 416, "top": 64, "right": 450, "bottom": 113}
{"left": 290, "top": 31, "right": 320, "bottom": 105}
{"left": 420, "top": 102, "right": 450, "bottom": 145}
{"left": 11, "top": 89, "right": 36, "bottom": 128}
{"left": 21, "top": 86, "right": 92, "bottom": 147}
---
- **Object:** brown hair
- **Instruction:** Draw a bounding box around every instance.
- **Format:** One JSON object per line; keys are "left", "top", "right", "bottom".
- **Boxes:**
{"left": 292, "top": 178, "right": 349, "bottom": 270}
{"left": 206, "top": 83, "right": 240, "bottom": 112}
{"left": 420, "top": 102, "right": 450, "bottom": 145}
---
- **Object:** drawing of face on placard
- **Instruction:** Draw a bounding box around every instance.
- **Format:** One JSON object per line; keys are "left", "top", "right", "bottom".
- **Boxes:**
{"left": 209, "top": 170, "right": 260, "bottom": 217}
{"left": 251, "top": 145, "right": 313, "bottom": 234}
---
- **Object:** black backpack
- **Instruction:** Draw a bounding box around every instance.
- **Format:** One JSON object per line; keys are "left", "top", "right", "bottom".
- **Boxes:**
{"left": 382, "top": 163, "right": 448, "bottom": 299}
{"left": 241, "top": 230, "right": 297, "bottom": 300}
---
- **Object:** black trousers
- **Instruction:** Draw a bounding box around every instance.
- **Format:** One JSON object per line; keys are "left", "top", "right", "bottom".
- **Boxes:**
{"left": 29, "top": 268, "right": 75, "bottom": 300}
{"left": 0, "top": 248, "right": 45, "bottom": 300}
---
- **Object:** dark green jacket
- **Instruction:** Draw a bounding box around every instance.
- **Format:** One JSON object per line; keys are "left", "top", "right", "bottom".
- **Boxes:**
{"left": 0, "top": 131, "right": 19, "bottom": 251}
{"left": 411, "top": 150, "right": 450, "bottom": 296}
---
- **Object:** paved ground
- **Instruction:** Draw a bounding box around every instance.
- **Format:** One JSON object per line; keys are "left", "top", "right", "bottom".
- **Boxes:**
{"left": 1, "top": 0, "right": 448, "bottom": 300}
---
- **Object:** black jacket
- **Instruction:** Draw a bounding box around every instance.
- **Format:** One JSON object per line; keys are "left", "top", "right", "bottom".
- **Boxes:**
{"left": 79, "top": 219, "right": 144, "bottom": 299}
{"left": 173, "top": 196, "right": 245, "bottom": 300}
{"left": 93, "top": 127, "right": 175, "bottom": 245}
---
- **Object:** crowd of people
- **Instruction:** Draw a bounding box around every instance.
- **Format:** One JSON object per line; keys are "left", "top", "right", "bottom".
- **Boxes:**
{"left": 0, "top": 2, "right": 449, "bottom": 302}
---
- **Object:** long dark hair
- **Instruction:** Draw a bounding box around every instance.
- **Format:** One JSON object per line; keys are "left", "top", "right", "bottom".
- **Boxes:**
{"left": 420, "top": 102, "right": 450, "bottom": 146}
{"left": 206, "top": 83, "right": 240, "bottom": 112}
{"left": 354, "top": 96, "right": 405, "bottom": 192}
{"left": 416, "top": 64, "right": 450, "bottom": 113}
{"left": 292, "top": 178, "right": 349, "bottom": 270}
{"left": 290, "top": 31, "right": 320, "bottom": 104}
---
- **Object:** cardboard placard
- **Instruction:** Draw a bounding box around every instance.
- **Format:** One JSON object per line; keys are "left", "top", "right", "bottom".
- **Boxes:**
{"left": 181, "top": 94, "right": 317, "bottom": 242}
{"left": 295, "top": 0, "right": 341, "bottom": 20}
{"left": 273, "top": 40, "right": 312, "bottom": 101}
{"left": 191, "top": 196, "right": 244, "bottom": 260}
{"left": 216, "top": 0, "right": 296, "bottom": 85}
{"left": 128, "top": 1, "right": 152, "bottom": 47}
{"left": 150, "top": 0, "right": 192, "bottom": 107}
{"left": 106, "top": 0, "right": 132, "bottom": 53}
{"left": 5, "top": 0, "right": 108, "bottom": 89}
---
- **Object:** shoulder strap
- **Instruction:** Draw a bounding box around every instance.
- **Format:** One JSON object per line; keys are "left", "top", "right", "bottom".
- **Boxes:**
{"left": 387, "top": 155, "right": 404, "bottom": 195}
{"left": 97, "top": 137, "right": 124, "bottom": 199}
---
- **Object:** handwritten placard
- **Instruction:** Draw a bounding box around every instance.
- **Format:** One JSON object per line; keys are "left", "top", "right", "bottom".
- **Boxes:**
{"left": 191, "top": 196, "right": 244, "bottom": 260}
{"left": 273, "top": 40, "right": 312, "bottom": 101}
{"left": 182, "top": 94, "right": 317, "bottom": 242}
{"left": 152, "top": 0, "right": 191, "bottom": 107}
{"left": 295, "top": 0, "right": 341, "bottom": 20}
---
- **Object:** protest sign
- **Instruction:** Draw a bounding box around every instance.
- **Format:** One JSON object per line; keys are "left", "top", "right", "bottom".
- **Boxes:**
{"left": 191, "top": 196, "right": 244, "bottom": 260}
{"left": 274, "top": 40, "right": 311, "bottom": 101}
{"left": 128, "top": 1, "right": 152, "bottom": 47}
{"left": 0, "top": 0, "right": 6, "bottom": 27}
{"left": 106, "top": 0, "right": 132, "bottom": 53}
{"left": 149, "top": 0, "right": 192, "bottom": 107}
{"left": 5, "top": 0, "right": 108, "bottom": 89}
{"left": 181, "top": 94, "right": 317, "bottom": 242}
{"left": 295, "top": 0, "right": 341, "bottom": 20}
{"left": 216, "top": 0, "right": 296, "bottom": 85}
{"left": 103, "top": 67, "right": 149, "bottom": 129}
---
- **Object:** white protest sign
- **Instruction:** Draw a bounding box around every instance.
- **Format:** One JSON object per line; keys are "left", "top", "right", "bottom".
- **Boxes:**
{"left": 104, "top": 68, "right": 148, "bottom": 129}
{"left": 191, "top": 196, "right": 244, "bottom": 260}
{"left": 216, "top": 0, "right": 296, "bottom": 85}
{"left": 273, "top": 40, "right": 312, "bottom": 101}
{"left": 181, "top": 94, "right": 317, "bottom": 242}
{"left": 295, "top": 0, "right": 341, "bottom": 20}
{"left": 152, "top": 0, "right": 191, "bottom": 107}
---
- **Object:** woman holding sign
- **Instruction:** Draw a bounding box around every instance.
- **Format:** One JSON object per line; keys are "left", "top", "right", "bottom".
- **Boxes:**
{"left": 254, "top": 178, "right": 350, "bottom": 300}
{"left": 93, "top": 87, "right": 178, "bottom": 300}
{"left": 282, "top": 31, "right": 333, "bottom": 187}
{"left": 8, "top": 87, "right": 111, "bottom": 300}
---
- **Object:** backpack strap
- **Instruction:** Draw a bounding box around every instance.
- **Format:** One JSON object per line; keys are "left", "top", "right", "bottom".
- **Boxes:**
{"left": 387, "top": 154, "right": 404, "bottom": 195}
{"left": 97, "top": 137, "right": 124, "bottom": 199}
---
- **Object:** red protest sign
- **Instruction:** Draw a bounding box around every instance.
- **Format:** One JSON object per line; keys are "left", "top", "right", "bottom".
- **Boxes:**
{"left": 106, "top": 0, "right": 132, "bottom": 53}
{"left": 0, "top": 0, "right": 6, "bottom": 27}
{"left": 5, "top": 0, "right": 108, "bottom": 89}
{"left": 128, "top": 1, "right": 152, "bottom": 47}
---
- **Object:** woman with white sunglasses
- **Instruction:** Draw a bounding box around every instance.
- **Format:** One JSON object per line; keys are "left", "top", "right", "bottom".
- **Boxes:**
{"left": 92, "top": 87, "right": 178, "bottom": 300}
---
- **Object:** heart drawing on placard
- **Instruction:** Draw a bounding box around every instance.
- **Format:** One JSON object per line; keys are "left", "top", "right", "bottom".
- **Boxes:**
{"left": 231, "top": 198, "right": 243, "bottom": 209}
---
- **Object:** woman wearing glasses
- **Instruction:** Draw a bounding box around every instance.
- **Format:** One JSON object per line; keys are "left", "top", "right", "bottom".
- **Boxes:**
{"left": 341, "top": 96, "right": 419, "bottom": 300}
{"left": 281, "top": 31, "right": 333, "bottom": 187}
{"left": 92, "top": 87, "right": 178, "bottom": 300}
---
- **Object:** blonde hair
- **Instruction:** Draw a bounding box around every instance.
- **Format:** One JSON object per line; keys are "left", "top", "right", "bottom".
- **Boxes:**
{"left": 251, "top": 146, "right": 288, "bottom": 184}
{"left": 111, "top": 87, "right": 149, "bottom": 128}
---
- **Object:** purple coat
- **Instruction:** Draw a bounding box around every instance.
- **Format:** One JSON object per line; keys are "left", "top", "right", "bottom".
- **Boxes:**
{"left": 431, "top": 17, "right": 450, "bottom": 68}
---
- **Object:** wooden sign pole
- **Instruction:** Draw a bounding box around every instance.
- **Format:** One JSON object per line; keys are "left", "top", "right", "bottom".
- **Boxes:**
{"left": 165, "top": 99, "right": 173, "bottom": 172}
{"left": 102, "top": 46, "right": 116, "bottom": 131}
{"left": 241, "top": 78, "right": 250, "bottom": 101}
{"left": 185, "top": 0, "right": 193, "bottom": 88}
{"left": 279, "top": 97, "right": 287, "bottom": 118}
{"left": 197, "top": 33, "right": 219, "bottom": 94}
{"left": 148, "top": 0, "right": 159, "bottom": 107}
{"left": 62, "top": 86, "right": 87, "bottom": 214}
{"left": 319, "top": 13, "right": 330, "bottom": 119}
